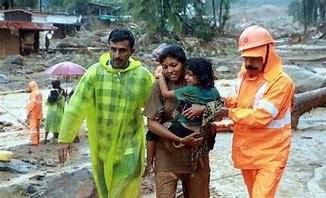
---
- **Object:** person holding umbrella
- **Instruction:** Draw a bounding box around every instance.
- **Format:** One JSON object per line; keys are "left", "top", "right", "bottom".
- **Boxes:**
{"left": 44, "top": 61, "right": 86, "bottom": 92}
{"left": 57, "top": 28, "right": 154, "bottom": 197}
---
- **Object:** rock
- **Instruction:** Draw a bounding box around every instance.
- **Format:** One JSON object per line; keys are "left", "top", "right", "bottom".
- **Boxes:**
{"left": 4, "top": 55, "right": 24, "bottom": 66}
{"left": 57, "top": 37, "right": 87, "bottom": 48}
{"left": 0, "top": 159, "right": 37, "bottom": 173}
{"left": 283, "top": 65, "right": 326, "bottom": 93}
{"left": 0, "top": 74, "right": 10, "bottom": 84}
{"left": 0, "top": 184, "right": 31, "bottom": 197}
{"left": 215, "top": 66, "right": 230, "bottom": 73}
{"left": 26, "top": 184, "right": 37, "bottom": 194}
{"left": 184, "top": 37, "right": 199, "bottom": 47}
{"left": 0, "top": 151, "right": 13, "bottom": 162}
{"left": 42, "top": 167, "right": 96, "bottom": 197}
{"left": 29, "top": 173, "right": 45, "bottom": 180}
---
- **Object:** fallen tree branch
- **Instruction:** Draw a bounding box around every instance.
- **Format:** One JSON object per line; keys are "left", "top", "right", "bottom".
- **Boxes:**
{"left": 0, "top": 89, "right": 26, "bottom": 96}
{"left": 291, "top": 87, "right": 326, "bottom": 130}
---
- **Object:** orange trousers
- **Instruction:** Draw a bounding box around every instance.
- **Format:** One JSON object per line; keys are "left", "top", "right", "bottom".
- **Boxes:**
{"left": 241, "top": 166, "right": 285, "bottom": 198}
{"left": 29, "top": 118, "right": 40, "bottom": 145}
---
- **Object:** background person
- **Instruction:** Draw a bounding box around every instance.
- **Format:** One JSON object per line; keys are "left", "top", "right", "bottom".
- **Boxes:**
{"left": 217, "top": 25, "right": 295, "bottom": 197}
{"left": 57, "top": 28, "right": 154, "bottom": 197}
{"left": 44, "top": 80, "right": 66, "bottom": 144}
{"left": 26, "top": 81, "right": 43, "bottom": 146}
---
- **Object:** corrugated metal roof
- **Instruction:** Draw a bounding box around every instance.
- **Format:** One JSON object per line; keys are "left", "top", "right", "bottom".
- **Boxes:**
{"left": 0, "top": 20, "right": 57, "bottom": 31}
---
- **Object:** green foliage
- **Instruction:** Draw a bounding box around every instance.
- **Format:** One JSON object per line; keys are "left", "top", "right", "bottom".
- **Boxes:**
{"left": 73, "top": 0, "right": 90, "bottom": 15}
{"left": 48, "top": 0, "right": 90, "bottom": 14}
{"left": 120, "top": 0, "right": 219, "bottom": 41}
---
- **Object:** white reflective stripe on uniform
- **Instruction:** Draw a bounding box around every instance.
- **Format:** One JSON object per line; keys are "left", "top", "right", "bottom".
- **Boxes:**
{"left": 254, "top": 82, "right": 278, "bottom": 118}
{"left": 256, "top": 100, "right": 279, "bottom": 118}
{"left": 252, "top": 81, "right": 288, "bottom": 128}
{"left": 253, "top": 82, "right": 267, "bottom": 108}
{"left": 266, "top": 110, "right": 291, "bottom": 128}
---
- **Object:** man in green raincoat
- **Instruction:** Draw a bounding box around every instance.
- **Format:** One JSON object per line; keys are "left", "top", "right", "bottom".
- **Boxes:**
{"left": 57, "top": 28, "right": 154, "bottom": 197}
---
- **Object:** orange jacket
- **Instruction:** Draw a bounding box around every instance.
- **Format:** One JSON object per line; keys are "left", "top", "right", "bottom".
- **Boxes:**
{"left": 225, "top": 45, "right": 295, "bottom": 169}
{"left": 27, "top": 81, "right": 43, "bottom": 120}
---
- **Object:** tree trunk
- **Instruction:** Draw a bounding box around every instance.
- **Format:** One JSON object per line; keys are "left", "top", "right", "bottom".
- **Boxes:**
{"left": 212, "top": 0, "right": 217, "bottom": 29}
{"left": 218, "top": 0, "right": 223, "bottom": 32}
{"left": 291, "top": 87, "right": 326, "bottom": 130}
{"left": 303, "top": 0, "right": 307, "bottom": 35}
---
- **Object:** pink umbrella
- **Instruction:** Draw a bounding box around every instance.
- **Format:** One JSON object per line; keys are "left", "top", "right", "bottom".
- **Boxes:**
{"left": 44, "top": 61, "right": 86, "bottom": 91}
{"left": 44, "top": 61, "right": 86, "bottom": 76}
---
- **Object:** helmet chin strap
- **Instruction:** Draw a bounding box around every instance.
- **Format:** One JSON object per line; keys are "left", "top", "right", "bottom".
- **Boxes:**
{"left": 261, "top": 44, "right": 270, "bottom": 72}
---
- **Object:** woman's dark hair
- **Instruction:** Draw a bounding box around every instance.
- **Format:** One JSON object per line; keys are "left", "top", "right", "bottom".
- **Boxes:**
{"left": 108, "top": 28, "right": 135, "bottom": 49}
{"left": 185, "top": 57, "right": 215, "bottom": 88}
{"left": 158, "top": 44, "right": 187, "bottom": 65}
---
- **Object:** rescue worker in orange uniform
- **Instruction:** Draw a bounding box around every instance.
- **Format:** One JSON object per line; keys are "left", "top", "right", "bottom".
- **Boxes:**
{"left": 26, "top": 81, "right": 43, "bottom": 145}
{"left": 217, "top": 25, "right": 295, "bottom": 197}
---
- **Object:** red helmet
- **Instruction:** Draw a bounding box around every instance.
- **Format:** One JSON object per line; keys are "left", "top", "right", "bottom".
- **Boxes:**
{"left": 238, "top": 25, "right": 274, "bottom": 51}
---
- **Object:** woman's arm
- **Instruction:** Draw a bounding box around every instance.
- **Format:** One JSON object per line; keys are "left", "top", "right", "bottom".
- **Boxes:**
{"left": 147, "top": 118, "right": 203, "bottom": 147}
{"left": 158, "top": 74, "right": 175, "bottom": 99}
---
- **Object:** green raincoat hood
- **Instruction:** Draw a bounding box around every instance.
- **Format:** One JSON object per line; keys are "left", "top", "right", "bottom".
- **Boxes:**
{"left": 99, "top": 53, "right": 141, "bottom": 74}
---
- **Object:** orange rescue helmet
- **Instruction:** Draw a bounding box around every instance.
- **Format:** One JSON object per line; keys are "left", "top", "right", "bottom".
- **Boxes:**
{"left": 238, "top": 25, "right": 274, "bottom": 51}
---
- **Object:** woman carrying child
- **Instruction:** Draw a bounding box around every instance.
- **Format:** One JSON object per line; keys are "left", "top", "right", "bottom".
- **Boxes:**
{"left": 143, "top": 45, "right": 220, "bottom": 197}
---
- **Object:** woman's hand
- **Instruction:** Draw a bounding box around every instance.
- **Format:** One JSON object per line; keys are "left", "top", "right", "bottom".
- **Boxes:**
{"left": 182, "top": 104, "right": 205, "bottom": 120}
{"left": 181, "top": 132, "right": 203, "bottom": 147}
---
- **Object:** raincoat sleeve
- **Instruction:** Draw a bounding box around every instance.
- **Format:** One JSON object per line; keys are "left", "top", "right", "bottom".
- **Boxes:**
{"left": 140, "top": 69, "right": 155, "bottom": 107}
{"left": 228, "top": 76, "right": 294, "bottom": 127}
{"left": 58, "top": 68, "right": 95, "bottom": 143}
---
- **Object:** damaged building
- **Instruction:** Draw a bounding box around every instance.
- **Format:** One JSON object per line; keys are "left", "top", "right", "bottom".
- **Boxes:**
{"left": 0, "top": 9, "right": 57, "bottom": 59}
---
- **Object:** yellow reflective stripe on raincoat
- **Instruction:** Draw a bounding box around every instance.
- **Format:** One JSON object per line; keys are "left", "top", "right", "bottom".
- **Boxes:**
{"left": 59, "top": 52, "right": 154, "bottom": 197}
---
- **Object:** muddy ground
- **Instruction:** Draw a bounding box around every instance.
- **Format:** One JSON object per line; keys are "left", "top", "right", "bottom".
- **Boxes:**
{"left": 1, "top": 4, "right": 326, "bottom": 197}
{"left": 0, "top": 78, "right": 325, "bottom": 197}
